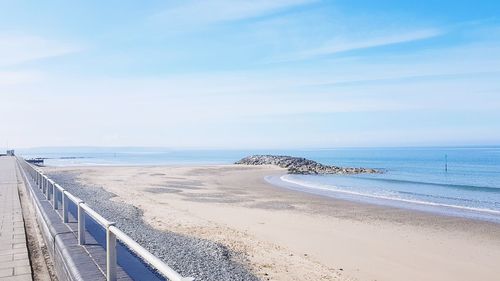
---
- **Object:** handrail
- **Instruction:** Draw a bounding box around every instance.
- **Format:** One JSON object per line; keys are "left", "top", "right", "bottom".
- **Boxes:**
{"left": 54, "top": 183, "right": 64, "bottom": 192}
{"left": 63, "top": 190, "right": 83, "bottom": 205}
{"left": 17, "top": 157, "right": 194, "bottom": 281}
{"left": 110, "top": 226, "right": 193, "bottom": 281}
{"left": 80, "top": 203, "right": 113, "bottom": 227}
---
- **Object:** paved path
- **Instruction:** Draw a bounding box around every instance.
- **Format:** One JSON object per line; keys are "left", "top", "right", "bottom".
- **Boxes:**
{"left": 0, "top": 157, "right": 32, "bottom": 281}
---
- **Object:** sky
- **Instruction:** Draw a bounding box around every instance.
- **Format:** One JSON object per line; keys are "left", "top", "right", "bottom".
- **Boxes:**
{"left": 1, "top": 0, "right": 500, "bottom": 149}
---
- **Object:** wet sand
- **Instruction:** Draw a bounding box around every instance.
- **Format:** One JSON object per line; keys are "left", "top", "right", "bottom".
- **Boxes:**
{"left": 43, "top": 165, "right": 500, "bottom": 281}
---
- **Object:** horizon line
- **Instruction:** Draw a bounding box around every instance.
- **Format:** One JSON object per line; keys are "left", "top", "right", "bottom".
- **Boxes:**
{"left": 7, "top": 143, "right": 500, "bottom": 152}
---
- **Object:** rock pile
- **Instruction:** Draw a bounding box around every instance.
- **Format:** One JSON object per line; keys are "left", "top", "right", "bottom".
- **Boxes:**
{"left": 235, "top": 155, "right": 381, "bottom": 175}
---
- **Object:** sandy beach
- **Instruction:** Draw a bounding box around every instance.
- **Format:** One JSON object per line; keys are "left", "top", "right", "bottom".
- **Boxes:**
{"left": 42, "top": 164, "right": 500, "bottom": 281}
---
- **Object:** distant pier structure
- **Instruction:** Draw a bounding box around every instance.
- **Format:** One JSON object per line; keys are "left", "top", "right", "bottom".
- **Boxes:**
{"left": 26, "top": 158, "right": 44, "bottom": 166}
{"left": 6, "top": 150, "right": 14, "bottom": 156}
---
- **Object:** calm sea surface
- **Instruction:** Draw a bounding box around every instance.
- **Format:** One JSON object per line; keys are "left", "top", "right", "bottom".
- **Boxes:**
{"left": 19, "top": 146, "right": 500, "bottom": 222}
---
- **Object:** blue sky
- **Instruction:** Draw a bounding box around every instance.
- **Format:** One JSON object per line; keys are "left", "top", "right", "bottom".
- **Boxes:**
{"left": 1, "top": 0, "right": 499, "bottom": 149}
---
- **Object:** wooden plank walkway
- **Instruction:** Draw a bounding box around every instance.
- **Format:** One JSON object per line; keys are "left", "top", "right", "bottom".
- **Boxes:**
{"left": 0, "top": 156, "right": 32, "bottom": 281}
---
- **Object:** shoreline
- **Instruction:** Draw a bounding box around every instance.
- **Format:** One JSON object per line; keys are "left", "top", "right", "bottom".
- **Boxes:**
{"left": 42, "top": 164, "right": 500, "bottom": 281}
{"left": 267, "top": 174, "right": 500, "bottom": 224}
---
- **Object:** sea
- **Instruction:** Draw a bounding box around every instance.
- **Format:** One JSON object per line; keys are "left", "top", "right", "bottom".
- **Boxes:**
{"left": 18, "top": 146, "right": 500, "bottom": 223}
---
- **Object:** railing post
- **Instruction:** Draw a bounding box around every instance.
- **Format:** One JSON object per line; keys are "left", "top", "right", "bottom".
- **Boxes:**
{"left": 42, "top": 176, "right": 47, "bottom": 195}
{"left": 62, "top": 191, "right": 69, "bottom": 223}
{"left": 106, "top": 224, "right": 117, "bottom": 281}
{"left": 53, "top": 183, "right": 58, "bottom": 209}
{"left": 78, "top": 202, "right": 86, "bottom": 245}
{"left": 48, "top": 180, "right": 52, "bottom": 202}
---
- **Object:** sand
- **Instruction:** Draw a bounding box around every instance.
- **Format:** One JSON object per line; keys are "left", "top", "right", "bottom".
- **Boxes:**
{"left": 42, "top": 165, "right": 500, "bottom": 281}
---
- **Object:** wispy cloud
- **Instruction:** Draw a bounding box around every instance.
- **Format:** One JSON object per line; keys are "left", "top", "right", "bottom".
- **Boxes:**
{"left": 151, "top": 0, "right": 316, "bottom": 27}
{"left": 0, "top": 71, "right": 44, "bottom": 85}
{"left": 0, "top": 35, "right": 81, "bottom": 67}
{"left": 268, "top": 28, "right": 443, "bottom": 63}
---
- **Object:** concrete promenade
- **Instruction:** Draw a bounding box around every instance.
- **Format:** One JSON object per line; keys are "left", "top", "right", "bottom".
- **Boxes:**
{"left": 0, "top": 157, "right": 32, "bottom": 281}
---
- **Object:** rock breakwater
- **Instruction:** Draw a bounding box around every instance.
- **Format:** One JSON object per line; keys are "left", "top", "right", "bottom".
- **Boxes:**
{"left": 235, "top": 155, "right": 381, "bottom": 175}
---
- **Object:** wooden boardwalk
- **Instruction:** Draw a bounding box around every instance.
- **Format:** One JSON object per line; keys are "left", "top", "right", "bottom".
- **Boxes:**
{"left": 0, "top": 157, "right": 32, "bottom": 281}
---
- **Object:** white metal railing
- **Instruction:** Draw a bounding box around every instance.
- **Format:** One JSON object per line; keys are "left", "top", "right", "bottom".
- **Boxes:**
{"left": 18, "top": 158, "right": 194, "bottom": 281}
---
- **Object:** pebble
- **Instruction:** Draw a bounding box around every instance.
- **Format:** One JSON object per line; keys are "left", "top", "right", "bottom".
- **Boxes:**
{"left": 47, "top": 172, "right": 259, "bottom": 281}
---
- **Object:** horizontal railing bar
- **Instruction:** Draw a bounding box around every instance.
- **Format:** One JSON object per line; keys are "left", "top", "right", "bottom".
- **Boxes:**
{"left": 63, "top": 190, "right": 83, "bottom": 204}
{"left": 80, "top": 203, "right": 113, "bottom": 227}
{"left": 54, "top": 183, "right": 65, "bottom": 192}
{"left": 109, "top": 226, "right": 192, "bottom": 281}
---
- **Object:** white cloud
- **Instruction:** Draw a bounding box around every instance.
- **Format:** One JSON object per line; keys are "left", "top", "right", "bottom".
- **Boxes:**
{"left": 152, "top": 0, "right": 316, "bottom": 27}
{"left": 1, "top": 34, "right": 499, "bottom": 148}
{"left": 0, "top": 35, "right": 80, "bottom": 67}
{"left": 0, "top": 71, "right": 44, "bottom": 85}
{"left": 268, "top": 28, "right": 443, "bottom": 62}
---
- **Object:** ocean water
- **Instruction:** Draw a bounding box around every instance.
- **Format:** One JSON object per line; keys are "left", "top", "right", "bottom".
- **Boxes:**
{"left": 267, "top": 147, "right": 500, "bottom": 223}
{"left": 19, "top": 146, "right": 500, "bottom": 222}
